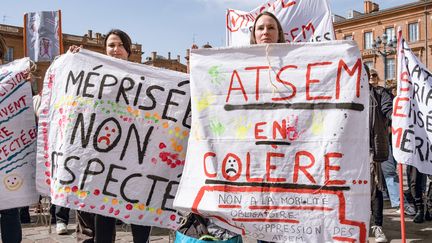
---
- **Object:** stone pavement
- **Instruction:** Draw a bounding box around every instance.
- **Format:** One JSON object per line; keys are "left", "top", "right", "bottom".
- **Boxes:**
{"left": 10, "top": 202, "right": 432, "bottom": 242}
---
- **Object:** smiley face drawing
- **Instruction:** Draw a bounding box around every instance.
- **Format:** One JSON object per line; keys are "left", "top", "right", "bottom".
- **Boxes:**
{"left": 222, "top": 153, "right": 242, "bottom": 181}
{"left": 3, "top": 174, "right": 23, "bottom": 191}
{"left": 95, "top": 121, "right": 121, "bottom": 150}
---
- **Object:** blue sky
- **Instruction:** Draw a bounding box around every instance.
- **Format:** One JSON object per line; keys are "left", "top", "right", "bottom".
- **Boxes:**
{"left": 1, "top": 0, "right": 416, "bottom": 63}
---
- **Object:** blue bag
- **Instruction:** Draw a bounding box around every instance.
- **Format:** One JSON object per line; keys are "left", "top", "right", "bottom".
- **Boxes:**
{"left": 174, "top": 231, "right": 243, "bottom": 243}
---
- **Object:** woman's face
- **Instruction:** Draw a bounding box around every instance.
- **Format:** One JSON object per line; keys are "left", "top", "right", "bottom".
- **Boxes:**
{"left": 254, "top": 15, "right": 279, "bottom": 44}
{"left": 105, "top": 34, "right": 128, "bottom": 60}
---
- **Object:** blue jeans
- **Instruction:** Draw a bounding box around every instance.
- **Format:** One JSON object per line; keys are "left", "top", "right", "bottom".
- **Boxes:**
{"left": 0, "top": 208, "right": 22, "bottom": 243}
{"left": 381, "top": 146, "right": 400, "bottom": 207}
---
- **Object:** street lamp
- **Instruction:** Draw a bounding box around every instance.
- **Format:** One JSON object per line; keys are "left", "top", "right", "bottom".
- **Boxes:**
{"left": 372, "top": 33, "right": 397, "bottom": 83}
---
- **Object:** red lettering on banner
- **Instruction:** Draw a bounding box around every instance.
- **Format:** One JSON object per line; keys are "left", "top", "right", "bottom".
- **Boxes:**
{"left": 336, "top": 58, "right": 362, "bottom": 98}
{"left": 393, "top": 97, "right": 409, "bottom": 117}
{"left": 273, "top": 65, "right": 297, "bottom": 101}
{"left": 391, "top": 127, "right": 403, "bottom": 148}
{"left": 203, "top": 152, "right": 217, "bottom": 178}
{"left": 324, "top": 153, "right": 346, "bottom": 185}
{"left": 301, "top": 22, "right": 315, "bottom": 39}
{"left": 400, "top": 71, "right": 411, "bottom": 93}
{"left": 281, "top": 0, "right": 297, "bottom": 8}
{"left": 266, "top": 152, "right": 286, "bottom": 182}
{"left": 246, "top": 152, "right": 263, "bottom": 182}
{"left": 226, "top": 70, "right": 248, "bottom": 103}
{"left": 293, "top": 151, "right": 316, "bottom": 183}
{"left": 254, "top": 122, "right": 267, "bottom": 139}
{"left": 245, "top": 66, "right": 269, "bottom": 101}
{"left": 306, "top": 62, "right": 333, "bottom": 100}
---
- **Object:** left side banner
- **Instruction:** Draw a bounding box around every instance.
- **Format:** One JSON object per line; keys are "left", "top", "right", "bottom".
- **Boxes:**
{"left": 0, "top": 58, "right": 39, "bottom": 210}
{"left": 36, "top": 49, "right": 190, "bottom": 229}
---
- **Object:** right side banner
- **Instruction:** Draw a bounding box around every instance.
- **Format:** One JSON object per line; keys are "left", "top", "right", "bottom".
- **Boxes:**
{"left": 174, "top": 41, "right": 370, "bottom": 243}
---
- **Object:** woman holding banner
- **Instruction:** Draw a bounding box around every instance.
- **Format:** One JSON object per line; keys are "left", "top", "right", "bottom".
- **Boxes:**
{"left": 71, "top": 29, "right": 152, "bottom": 243}
{"left": 249, "top": 11, "right": 285, "bottom": 243}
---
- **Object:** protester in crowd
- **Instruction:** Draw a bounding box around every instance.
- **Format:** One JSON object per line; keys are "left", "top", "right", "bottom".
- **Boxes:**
{"left": 369, "top": 69, "right": 416, "bottom": 216}
{"left": 365, "top": 65, "right": 394, "bottom": 243}
{"left": 249, "top": 11, "right": 285, "bottom": 243}
{"left": 69, "top": 29, "right": 152, "bottom": 243}
{"left": 0, "top": 33, "right": 23, "bottom": 243}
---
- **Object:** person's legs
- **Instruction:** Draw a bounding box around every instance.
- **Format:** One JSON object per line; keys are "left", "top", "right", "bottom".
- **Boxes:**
{"left": 55, "top": 206, "right": 70, "bottom": 224}
{"left": 95, "top": 214, "right": 116, "bottom": 243}
{"left": 408, "top": 165, "right": 426, "bottom": 223}
{"left": 381, "top": 150, "right": 400, "bottom": 208}
{"left": 131, "top": 224, "right": 152, "bottom": 243}
{"left": 0, "top": 208, "right": 22, "bottom": 243}
{"left": 372, "top": 188, "right": 384, "bottom": 227}
{"left": 425, "top": 176, "right": 432, "bottom": 221}
{"left": 19, "top": 206, "right": 31, "bottom": 223}
{"left": 76, "top": 210, "right": 95, "bottom": 243}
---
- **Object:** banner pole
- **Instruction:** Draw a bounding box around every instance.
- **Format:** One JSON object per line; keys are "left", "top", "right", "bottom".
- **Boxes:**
{"left": 23, "top": 13, "right": 28, "bottom": 57}
{"left": 398, "top": 163, "right": 406, "bottom": 243}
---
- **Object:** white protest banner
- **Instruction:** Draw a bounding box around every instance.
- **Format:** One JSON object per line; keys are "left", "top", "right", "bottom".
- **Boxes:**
{"left": 392, "top": 31, "right": 432, "bottom": 174}
{"left": 174, "top": 41, "right": 369, "bottom": 242}
{"left": 36, "top": 49, "right": 190, "bottom": 228}
{"left": 226, "top": 0, "right": 335, "bottom": 46}
{"left": 24, "top": 11, "right": 63, "bottom": 62}
{"left": 0, "top": 58, "right": 39, "bottom": 210}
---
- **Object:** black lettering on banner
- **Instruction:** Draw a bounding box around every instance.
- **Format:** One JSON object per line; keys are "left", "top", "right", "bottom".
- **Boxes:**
{"left": 51, "top": 151, "right": 63, "bottom": 181}
{"left": 71, "top": 113, "right": 96, "bottom": 148}
{"left": 145, "top": 175, "right": 169, "bottom": 206}
{"left": 116, "top": 77, "right": 135, "bottom": 105}
{"left": 138, "top": 85, "right": 165, "bottom": 110}
{"left": 401, "top": 128, "right": 414, "bottom": 153}
{"left": 133, "top": 83, "right": 143, "bottom": 106}
{"left": 66, "top": 70, "right": 85, "bottom": 95}
{"left": 120, "top": 124, "right": 154, "bottom": 164}
{"left": 93, "top": 117, "right": 122, "bottom": 153}
{"left": 59, "top": 156, "right": 78, "bottom": 185}
{"left": 162, "top": 89, "right": 186, "bottom": 122}
{"left": 416, "top": 136, "right": 425, "bottom": 161}
{"left": 80, "top": 158, "right": 105, "bottom": 190}
{"left": 82, "top": 71, "right": 100, "bottom": 98}
{"left": 103, "top": 164, "right": 127, "bottom": 197}
{"left": 182, "top": 99, "right": 192, "bottom": 129}
{"left": 161, "top": 180, "right": 179, "bottom": 212}
{"left": 120, "top": 173, "right": 143, "bottom": 203}
{"left": 98, "top": 74, "right": 118, "bottom": 99}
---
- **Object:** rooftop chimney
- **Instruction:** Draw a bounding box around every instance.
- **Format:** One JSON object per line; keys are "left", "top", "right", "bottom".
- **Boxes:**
{"left": 88, "top": 30, "right": 93, "bottom": 39}
{"left": 168, "top": 52, "right": 171, "bottom": 60}
{"left": 177, "top": 55, "right": 180, "bottom": 62}
{"left": 151, "top": 51, "right": 157, "bottom": 61}
{"left": 364, "top": 0, "right": 379, "bottom": 14}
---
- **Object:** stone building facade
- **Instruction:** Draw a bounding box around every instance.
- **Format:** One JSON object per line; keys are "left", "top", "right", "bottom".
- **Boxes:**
{"left": 333, "top": 0, "right": 432, "bottom": 86}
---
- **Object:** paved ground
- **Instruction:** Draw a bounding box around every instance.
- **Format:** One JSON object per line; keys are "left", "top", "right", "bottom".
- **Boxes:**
{"left": 5, "top": 201, "right": 432, "bottom": 242}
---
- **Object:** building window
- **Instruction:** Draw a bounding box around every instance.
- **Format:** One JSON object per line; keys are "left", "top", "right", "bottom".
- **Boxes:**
{"left": 408, "top": 22, "right": 419, "bottom": 42}
{"left": 386, "top": 58, "right": 395, "bottom": 80}
{"left": 385, "top": 27, "right": 395, "bottom": 43}
{"left": 4, "top": 47, "right": 13, "bottom": 63}
{"left": 364, "top": 61, "right": 374, "bottom": 71}
{"left": 344, "top": 35, "right": 353, "bottom": 40}
{"left": 364, "top": 32, "right": 373, "bottom": 49}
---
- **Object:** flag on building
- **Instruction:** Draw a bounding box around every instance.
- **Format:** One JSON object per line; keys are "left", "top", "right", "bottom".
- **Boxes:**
{"left": 392, "top": 30, "right": 432, "bottom": 174}
{"left": 24, "top": 10, "right": 63, "bottom": 62}
{"left": 226, "top": 0, "right": 335, "bottom": 46}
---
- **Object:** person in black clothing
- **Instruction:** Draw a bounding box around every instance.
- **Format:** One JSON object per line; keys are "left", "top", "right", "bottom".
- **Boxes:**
{"left": 367, "top": 66, "right": 393, "bottom": 243}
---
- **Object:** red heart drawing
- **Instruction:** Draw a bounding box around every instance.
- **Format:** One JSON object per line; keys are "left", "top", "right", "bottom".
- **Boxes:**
{"left": 114, "top": 209, "right": 120, "bottom": 216}
{"left": 100, "top": 205, "right": 105, "bottom": 210}
{"left": 90, "top": 205, "right": 95, "bottom": 209}
{"left": 159, "top": 143, "right": 166, "bottom": 149}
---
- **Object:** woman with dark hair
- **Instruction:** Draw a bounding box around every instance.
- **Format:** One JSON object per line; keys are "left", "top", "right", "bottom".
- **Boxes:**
{"left": 249, "top": 12, "right": 285, "bottom": 243}
{"left": 250, "top": 11, "right": 285, "bottom": 45}
{"left": 70, "top": 29, "right": 152, "bottom": 243}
